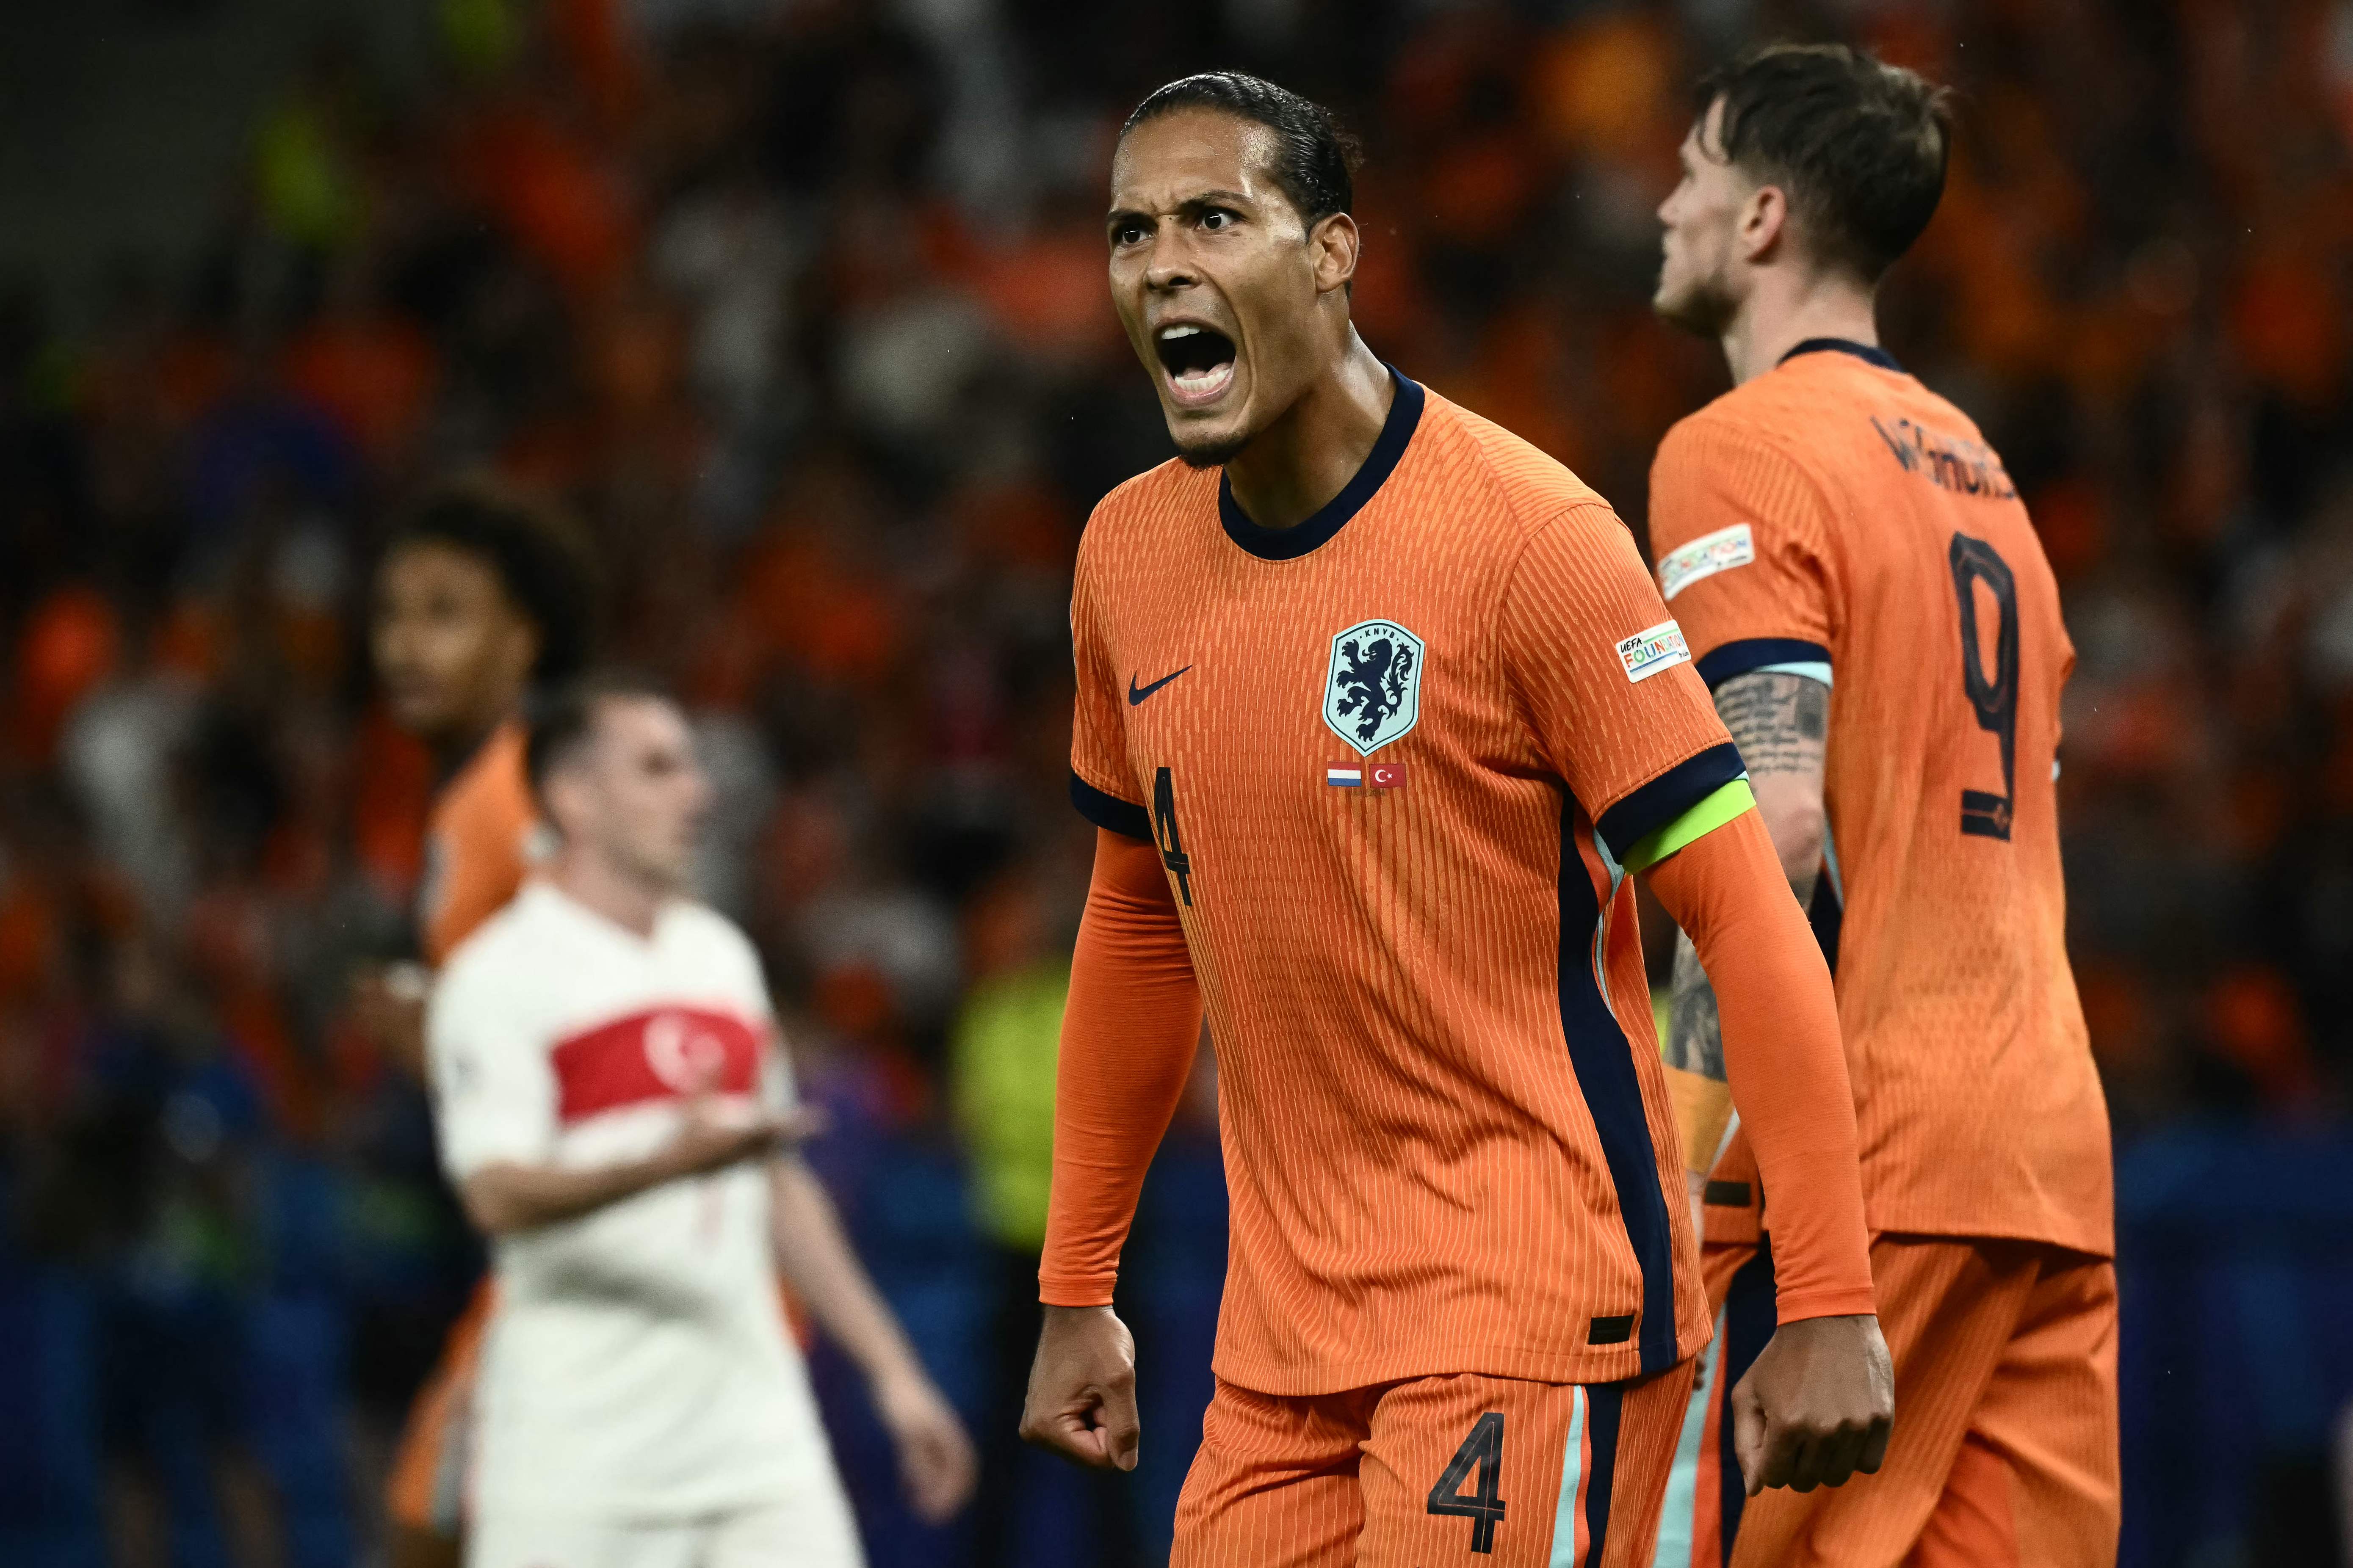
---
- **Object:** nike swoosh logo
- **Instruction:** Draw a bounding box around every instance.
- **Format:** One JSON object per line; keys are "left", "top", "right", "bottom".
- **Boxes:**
{"left": 1128, "top": 666, "right": 1193, "bottom": 705}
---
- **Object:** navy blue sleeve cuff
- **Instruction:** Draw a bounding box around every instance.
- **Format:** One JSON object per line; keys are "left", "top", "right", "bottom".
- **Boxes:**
{"left": 1694, "top": 638, "right": 1832, "bottom": 690}
{"left": 1595, "top": 743, "right": 1748, "bottom": 864}
{"left": 1070, "top": 770, "right": 1152, "bottom": 840}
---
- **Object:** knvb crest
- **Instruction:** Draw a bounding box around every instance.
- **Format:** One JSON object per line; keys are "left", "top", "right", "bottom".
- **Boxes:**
{"left": 1323, "top": 619, "right": 1424, "bottom": 755}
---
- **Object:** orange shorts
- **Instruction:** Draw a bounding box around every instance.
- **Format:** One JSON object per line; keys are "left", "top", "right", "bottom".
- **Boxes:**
{"left": 1174, "top": 1361, "right": 1698, "bottom": 1568}
{"left": 385, "top": 1279, "right": 496, "bottom": 1535}
{"left": 1650, "top": 1234, "right": 2118, "bottom": 1568}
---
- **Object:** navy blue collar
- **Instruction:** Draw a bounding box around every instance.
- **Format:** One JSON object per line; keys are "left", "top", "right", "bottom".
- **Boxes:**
{"left": 1779, "top": 337, "right": 1904, "bottom": 374}
{"left": 1218, "top": 368, "right": 1424, "bottom": 561}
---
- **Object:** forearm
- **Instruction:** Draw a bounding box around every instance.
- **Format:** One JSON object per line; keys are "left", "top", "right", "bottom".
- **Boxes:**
{"left": 1663, "top": 671, "right": 1829, "bottom": 1164}
{"left": 1037, "top": 829, "right": 1203, "bottom": 1307}
{"left": 1645, "top": 812, "right": 1872, "bottom": 1322}
{"left": 769, "top": 1156, "right": 926, "bottom": 1386}
{"left": 462, "top": 1151, "right": 686, "bottom": 1236}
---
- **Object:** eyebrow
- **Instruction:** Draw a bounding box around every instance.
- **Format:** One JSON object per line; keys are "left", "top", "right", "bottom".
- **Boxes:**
{"left": 1105, "top": 190, "right": 1257, "bottom": 231}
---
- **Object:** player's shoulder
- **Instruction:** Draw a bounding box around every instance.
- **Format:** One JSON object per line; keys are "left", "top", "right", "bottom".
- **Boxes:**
{"left": 1416, "top": 388, "right": 1620, "bottom": 543}
{"left": 1649, "top": 368, "right": 1880, "bottom": 555}
{"left": 661, "top": 898, "right": 759, "bottom": 960}
{"left": 1655, "top": 370, "right": 1828, "bottom": 475}
{"left": 1079, "top": 458, "right": 1219, "bottom": 567}
{"left": 432, "top": 720, "right": 535, "bottom": 835}
{"left": 431, "top": 887, "right": 561, "bottom": 1024}
{"left": 439, "top": 880, "right": 560, "bottom": 966}
{"left": 658, "top": 900, "right": 771, "bottom": 994}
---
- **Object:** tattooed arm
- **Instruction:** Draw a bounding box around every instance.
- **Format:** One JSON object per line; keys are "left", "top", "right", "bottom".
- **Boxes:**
{"left": 1665, "top": 672, "right": 1831, "bottom": 1215}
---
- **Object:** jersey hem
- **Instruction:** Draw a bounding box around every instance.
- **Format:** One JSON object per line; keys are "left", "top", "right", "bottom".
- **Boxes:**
{"left": 1733, "top": 1214, "right": 2118, "bottom": 1261}
{"left": 1207, "top": 1324, "right": 1712, "bottom": 1397}
{"left": 1861, "top": 1214, "right": 2116, "bottom": 1259}
{"left": 472, "top": 1480, "right": 817, "bottom": 1525}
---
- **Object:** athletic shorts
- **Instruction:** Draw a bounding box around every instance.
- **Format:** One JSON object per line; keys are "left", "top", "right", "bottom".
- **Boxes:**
{"left": 467, "top": 1490, "right": 863, "bottom": 1568}
{"left": 1173, "top": 1362, "right": 1698, "bottom": 1568}
{"left": 387, "top": 1279, "right": 497, "bottom": 1534}
{"left": 1650, "top": 1234, "right": 2119, "bottom": 1568}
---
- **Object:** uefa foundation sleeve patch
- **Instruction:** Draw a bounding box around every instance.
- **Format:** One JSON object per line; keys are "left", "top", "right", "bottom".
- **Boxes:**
{"left": 1617, "top": 621, "right": 1693, "bottom": 683}
{"left": 1657, "top": 522, "right": 1756, "bottom": 601}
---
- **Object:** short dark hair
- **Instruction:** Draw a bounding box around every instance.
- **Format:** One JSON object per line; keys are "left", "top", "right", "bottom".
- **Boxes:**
{"left": 1120, "top": 72, "right": 1362, "bottom": 226}
{"left": 524, "top": 668, "right": 675, "bottom": 812}
{"left": 1696, "top": 43, "right": 1952, "bottom": 283}
{"left": 390, "top": 480, "right": 598, "bottom": 686}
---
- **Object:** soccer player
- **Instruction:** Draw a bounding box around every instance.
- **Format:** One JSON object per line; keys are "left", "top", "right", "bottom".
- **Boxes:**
{"left": 1019, "top": 72, "right": 1893, "bottom": 1568}
{"left": 366, "top": 481, "right": 597, "bottom": 1568}
{"left": 1644, "top": 45, "right": 2116, "bottom": 1567}
{"left": 428, "top": 672, "right": 975, "bottom": 1568}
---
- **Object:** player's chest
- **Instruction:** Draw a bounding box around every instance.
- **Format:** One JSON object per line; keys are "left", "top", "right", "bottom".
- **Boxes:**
{"left": 1108, "top": 567, "right": 1510, "bottom": 812}
{"left": 542, "top": 999, "right": 765, "bottom": 1123}
{"left": 520, "top": 936, "right": 767, "bottom": 1118}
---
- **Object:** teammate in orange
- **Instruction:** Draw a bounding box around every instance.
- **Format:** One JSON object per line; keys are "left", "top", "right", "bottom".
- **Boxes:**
{"left": 1018, "top": 72, "right": 1893, "bottom": 1568}
{"left": 365, "top": 482, "right": 596, "bottom": 1568}
{"left": 1642, "top": 45, "right": 2116, "bottom": 1568}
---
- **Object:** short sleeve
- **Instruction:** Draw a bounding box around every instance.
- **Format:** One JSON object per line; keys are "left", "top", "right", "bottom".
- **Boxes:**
{"left": 760, "top": 1042, "right": 798, "bottom": 1116}
{"left": 1647, "top": 416, "right": 1838, "bottom": 690}
{"left": 426, "top": 958, "right": 556, "bottom": 1180}
{"left": 1500, "top": 502, "right": 1746, "bottom": 866}
{"left": 1067, "top": 538, "right": 1150, "bottom": 839}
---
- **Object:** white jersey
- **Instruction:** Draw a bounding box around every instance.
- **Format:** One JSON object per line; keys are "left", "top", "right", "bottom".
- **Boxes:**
{"left": 429, "top": 882, "right": 832, "bottom": 1522}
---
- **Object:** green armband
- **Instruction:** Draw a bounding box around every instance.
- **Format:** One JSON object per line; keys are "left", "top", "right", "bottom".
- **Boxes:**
{"left": 1620, "top": 778, "right": 1756, "bottom": 873}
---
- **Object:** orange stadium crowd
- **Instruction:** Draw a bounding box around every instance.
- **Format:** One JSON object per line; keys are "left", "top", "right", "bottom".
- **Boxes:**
{"left": 1, "top": 2, "right": 2351, "bottom": 1566}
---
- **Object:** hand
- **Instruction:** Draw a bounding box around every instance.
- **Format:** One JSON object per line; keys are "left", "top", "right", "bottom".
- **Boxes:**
{"left": 662, "top": 1098, "right": 790, "bottom": 1178}
{"left": 1685, "top": 1168, "right": 1708, "bottom": 1249}
{"left": 1019, "top": 1304, "right": 1140, "bottom": 1471}
{"left": 1730, "top": 1312, "right": 1894, "bottom": 1496}
{"left": 873, "top": 1366, "right": 977, "bottom": 1523}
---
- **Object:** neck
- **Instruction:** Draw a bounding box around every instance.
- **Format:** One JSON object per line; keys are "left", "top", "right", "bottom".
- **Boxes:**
{"left": 1720, "top": 267, "right": 1881, "bottom": 386}
{"left": 428, "top": 701, "right": 519, "bottom": 779}
{"left": 1223, "top": 329, "right": 1393, "bottom": 530}
{"left": 550, "top": 845, "right": 667, "bottom": 939}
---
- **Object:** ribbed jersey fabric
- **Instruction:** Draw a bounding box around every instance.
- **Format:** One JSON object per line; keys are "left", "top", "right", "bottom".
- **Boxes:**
{"left": 1055, "top": 373, "right": 1747, "bottom": 1392}
{"left": 1648, "top": 344, "right": 2112, "bottom": 1258}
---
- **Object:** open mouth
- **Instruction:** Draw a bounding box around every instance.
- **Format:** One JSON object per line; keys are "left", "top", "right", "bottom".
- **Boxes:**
{"left": 1155, "top": 323, "right": 1237, "bottom": 406}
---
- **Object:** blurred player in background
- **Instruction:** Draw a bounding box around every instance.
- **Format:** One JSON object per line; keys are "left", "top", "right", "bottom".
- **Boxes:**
{"left": 429, "top": 672, "right": 973, "bottom": 1568}
{"left": 363, "top": 481, "right": 596, "bottom": 1568}
{"left": 1645, "top": 44, "right": 2117, "bottom": 1568}
{"left": 1022, "top": 72, "right": 1891, "bottom": 1568}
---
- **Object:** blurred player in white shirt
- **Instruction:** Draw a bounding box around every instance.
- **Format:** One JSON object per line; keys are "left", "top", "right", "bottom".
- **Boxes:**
{"left": 428, "top": 671, "right": 975, "bottom": 1568}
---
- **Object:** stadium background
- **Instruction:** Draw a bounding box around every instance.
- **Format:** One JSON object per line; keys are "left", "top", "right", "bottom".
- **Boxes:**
{"left": 2, "top": 0, "right": 2350, "bottom": 1564}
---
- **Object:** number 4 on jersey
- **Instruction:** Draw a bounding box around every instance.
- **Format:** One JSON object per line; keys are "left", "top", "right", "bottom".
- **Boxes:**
{"left": 1152, "top": 766, "right": 1193, "bottom": 906}
{"left": 1427, "top": 1411, "right": 1508, "bottom": 1553}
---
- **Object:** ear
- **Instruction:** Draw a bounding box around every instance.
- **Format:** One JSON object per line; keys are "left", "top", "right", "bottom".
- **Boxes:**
{"left": 542, "top": 767, "right": 590, "bottom": 843}
{"left": 1309, "top": 211, "right": 1360, "bottom": 296}
{"left": 1738, "top": 184, "right": 1789, "bottom": 265}
{"left": 503, "top": 617, "right": 543, "bottom": 687}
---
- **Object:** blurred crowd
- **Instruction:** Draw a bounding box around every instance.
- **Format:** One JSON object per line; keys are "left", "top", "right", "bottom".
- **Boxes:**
{"left": 1, "top": 1, "right": 2350, "bottom": 1565}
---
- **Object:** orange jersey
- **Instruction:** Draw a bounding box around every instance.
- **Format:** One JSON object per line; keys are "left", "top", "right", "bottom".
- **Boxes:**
{"left": 1647, "top": 340, "right": 2112, "bottom": 1257}
{"left": 419, "top": 719, "right": 539, "bottom": 966}
{"left": 1065, "top": 372, "right": 1753, "bottom": 1393}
